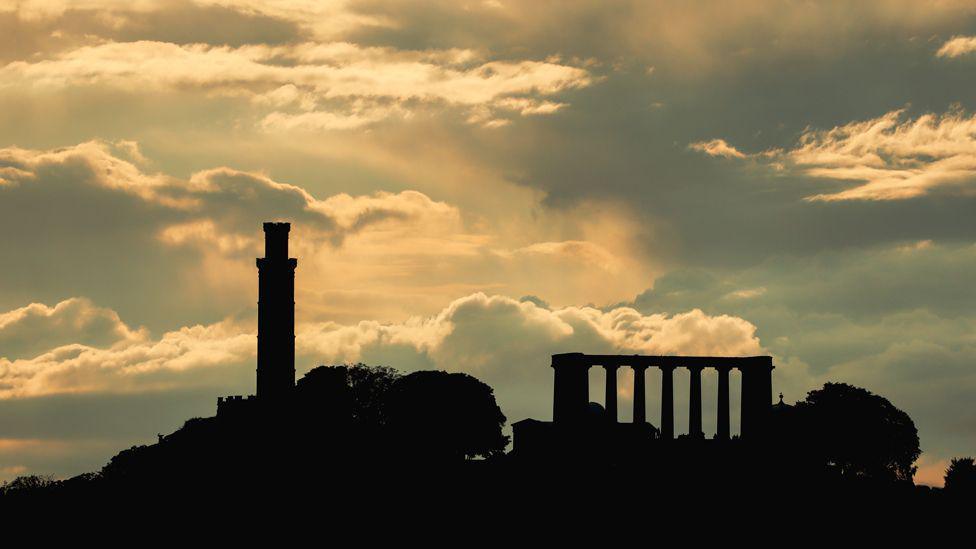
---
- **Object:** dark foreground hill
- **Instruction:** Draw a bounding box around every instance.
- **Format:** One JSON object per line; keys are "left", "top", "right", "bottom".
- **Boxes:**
{"left": 0, "top": 366, "right": 968, "bottom": 516}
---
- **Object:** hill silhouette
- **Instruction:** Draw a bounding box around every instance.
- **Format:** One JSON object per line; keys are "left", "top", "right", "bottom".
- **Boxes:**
{"left": 0, "top": 364, "right": 950, "bottom": 510}
{"left": 1, "top": 222, "right": 968, "bottom": 512}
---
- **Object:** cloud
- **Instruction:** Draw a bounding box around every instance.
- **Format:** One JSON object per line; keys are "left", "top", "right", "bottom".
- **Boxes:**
{"left": 260, "top": 106, "right": 407, "bottom": 131}
{"left": 0, "top": 293, "right": 760, "bottom": 410}
{"left": 631, "top": 240, "right": 976, "bottom": 483}
{"left": 492, "top": 97, "right": 567, "bottom": 116}
{"left": 0, "top": 40, "right": 592, "bottom": 129}
{"left": 0, "top": 141, "right": 656, "bottom": 336}
{"left": 688, "top": 139, "right": 745, "bottom": 159}
{"left": 0, "top": 313, "right": 255, "bottom": 398}
{"left": 723, "top": 287, "right": 766, "bottom": 300}
{"left": 1, "top": 1, "right": 367, "bottom": 50}
{"left": 937, "top": 35, "right": 976, "bottom": 58}
{"left": 0, "top": 298, "right": 146, "bottom": 361}
{"left": 12, "top": 1, "right": 971, "bottom": 69}
{"left": 0, "top": 141, "right": 483, "bottom": 327}
{"left": 0, "top": 140, "right": 465, "bottom": 246}
{"left": 691, "top": 108, "right": 976, "bottom": 201}
{"left": 0, "top": 291, "right": 759, "bottom": 478}
{"left": 505, "top": 241, "right": 622, "bottom": 272}
{"left": 0, "top": 464, "right": 28, "bottom": 482}
{"left": 298, "top": 292, "right": 761, "bottom": 421}
{"left": 4, "top": 0, "right": 976, "bottom": 483}
{"left": 346, "top": 0, "right": 975, "bottom": 74}
{"left": 299, "top": 292, "right": 760, "bottom": 360}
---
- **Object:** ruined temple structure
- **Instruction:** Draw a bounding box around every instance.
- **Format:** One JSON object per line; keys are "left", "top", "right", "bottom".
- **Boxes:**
{"left": 217, "top": 222, "right": 297, "bottom": 415}
{"left": 512, "top": 353, "right": 775, "bottom": 459}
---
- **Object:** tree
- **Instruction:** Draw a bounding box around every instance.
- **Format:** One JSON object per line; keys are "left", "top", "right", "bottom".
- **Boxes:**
{"left": 0, "top": 474, "right": 57, "bottom": 497}
{"left": 794, "top": 382, "right": 920, "bottom": 483}
{"left": 383, "top": 370, "right": 509, "bottom": 462}
{"left": 944, "top": 457, "right": 976, "bottom": 494}
{"left": 297, "top": 363, "right": 401, "bottom": 425}
{"left": 345, "top": 364, "right": 401, "bottom": 424}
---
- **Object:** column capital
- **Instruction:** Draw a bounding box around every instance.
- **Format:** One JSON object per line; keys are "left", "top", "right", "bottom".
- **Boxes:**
{"left": 659, "top": 364, "right": 677, "bottom": 372}
{"left": 687, "top": 364, "right": 704, "bottom": 373}
{"left": 551, "top": 352, "right": 587, "bottom": 369}
{"left": 631, "top": 363, "right": 649, "bottom": 371}
{"left": 714, "top": 364, "right": 734, "bottom": 373}
{"left": 603, "top": 363, "right": 620, "bottom": 371}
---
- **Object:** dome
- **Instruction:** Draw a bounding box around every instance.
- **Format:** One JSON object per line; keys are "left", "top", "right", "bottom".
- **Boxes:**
{"left": 772, "top": 392, "right": 792, "bottom": 411}
{"left": 585, "top": 401, "right": 606, "bottom": 419}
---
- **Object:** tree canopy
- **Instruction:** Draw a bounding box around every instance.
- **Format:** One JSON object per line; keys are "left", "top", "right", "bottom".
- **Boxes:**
{"left": 296, "top": 365, "right": 509, "bottom": 462}
{"left": 793, "top": 382, "right": 920, "bottom": 483}
{"left": 297, "top": 363, "right": 401, "bottom": 425}
{"left": 944, "top": 457, "right": 976, "bottom": 494}
{"left": 384, "top": 370, "right": 509, "bottom": 462}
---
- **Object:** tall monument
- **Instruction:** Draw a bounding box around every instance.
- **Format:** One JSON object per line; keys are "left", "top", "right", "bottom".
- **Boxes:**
{"left": 256, "top": 222, "right": 297, "bottom": 400}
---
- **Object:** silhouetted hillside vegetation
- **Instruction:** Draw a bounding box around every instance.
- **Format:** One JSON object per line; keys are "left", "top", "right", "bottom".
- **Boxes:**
{"left": 0, "top": 369, "right": 965, "bottom": 508}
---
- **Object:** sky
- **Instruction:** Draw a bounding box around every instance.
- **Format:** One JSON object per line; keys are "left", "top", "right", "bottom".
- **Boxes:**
{"left": 1, "top": 0, "right": 976, "bottom": 486}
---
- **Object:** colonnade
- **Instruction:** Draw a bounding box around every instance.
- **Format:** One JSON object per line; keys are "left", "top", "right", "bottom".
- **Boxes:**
{"left": 551, "top": 353, "right": 774, "bottom": 439}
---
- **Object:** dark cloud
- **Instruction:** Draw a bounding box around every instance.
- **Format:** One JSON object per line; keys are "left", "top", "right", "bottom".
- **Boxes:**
{"left": 0, "top": 2, "right": 305, "bottom": 63}
{"left": 427, "top": 44, "right": 976, "bottom": 268}
{"left": 626, "top": 241, "right": 976, "bottom": 468}
{"left": 337, "top": 1, "right": 976, "bottom": 268}
{"left": 633, "top": 242, "right": 976, "bottom": 321}
{"left": 0, "top": 142, "right": 464, "bottom": 331}
{"left": 0, "top": 298, "right": 143, "bottom": 360}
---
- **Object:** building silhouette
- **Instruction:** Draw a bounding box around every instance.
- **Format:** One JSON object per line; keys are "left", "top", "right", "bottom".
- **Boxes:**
{"left": 512, "top": 353, "right": 775, "bottom": 459}
{"left": 217, "top": 222, "right": 297, "bottom": 414}
{"left": 7, "top": 222, "right": 928, "bottom": 503}
{"left": 256, "top": 222, "right": 297, "bottom": 400}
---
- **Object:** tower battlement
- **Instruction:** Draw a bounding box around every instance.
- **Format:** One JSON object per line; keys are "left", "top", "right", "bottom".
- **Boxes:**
{"left": 262, "top": 222, "right": 291, "bottom": 259}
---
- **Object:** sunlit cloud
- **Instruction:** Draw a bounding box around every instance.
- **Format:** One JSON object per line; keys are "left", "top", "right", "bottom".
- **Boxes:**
{"left": 0, "top": 40, "right": 592, "bottom": 130}
{"left": 4, "top": 0, "right": 381, "bottom": 41}
{"left": 504, "top": 241, "right": 623, "bottom": 273}
{"left": 723, "top": 287, "right": 766, "bottom": 300}
{"left": 688, "top": 139, "right": 746, "bottom": 159}
{"left": 0, "top": 293, "right": 761, "bottom": 401}
{"left": 937, "top": 35, "right": 976, "bottom": 58}
{"left": 691, "top": 108, "right": 976, "bottom": 201}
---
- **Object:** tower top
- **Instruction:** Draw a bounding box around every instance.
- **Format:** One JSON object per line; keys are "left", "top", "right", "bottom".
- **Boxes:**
{"left": 262, "top": 222, "right": 290, "bottom": 259}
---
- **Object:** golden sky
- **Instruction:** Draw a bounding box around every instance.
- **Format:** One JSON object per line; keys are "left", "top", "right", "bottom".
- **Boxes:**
{"left": 3, "top": 1, "right": 976, "bottom": 487}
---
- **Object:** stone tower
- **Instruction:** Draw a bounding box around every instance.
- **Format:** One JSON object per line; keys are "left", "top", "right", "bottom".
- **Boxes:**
{"left": 256, "top": 222, "right": 297, "bottom": 400}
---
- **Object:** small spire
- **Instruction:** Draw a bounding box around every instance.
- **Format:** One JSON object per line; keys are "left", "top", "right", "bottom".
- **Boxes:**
{"left": 778, "top": 392, "right": 784, "bottom": 404}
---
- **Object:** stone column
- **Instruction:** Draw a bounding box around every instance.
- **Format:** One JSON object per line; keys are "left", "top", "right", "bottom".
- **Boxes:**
{"left": 633, "top": 365, "right": 647, "bottom": 424}
{"left": 739, "top": 365, "right": 753, "bottom": 437}
{"left": 605, "top": 364, "right": 619, "bottom": 423}
{"left": 754, "top": 360, "right": 774, "bottom": 438}
{"left": 660, "top": 365, "right": 674, "bottom": 440}
{"left": 716, "top": 365, "right": 731, "bottom": 440}
{"left": 739, "top": 357, "right": 774, "bottom": 439}
{"left": 689, "top": 365, "right": 703, "bottom": 439}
